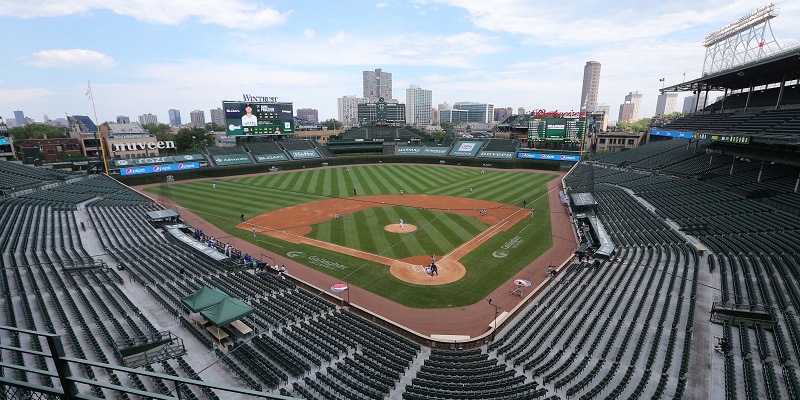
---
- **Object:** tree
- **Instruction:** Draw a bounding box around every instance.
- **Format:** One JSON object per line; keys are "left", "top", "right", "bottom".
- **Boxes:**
{"left": 9, "top": 124, "right": 68, "bottom": 141}
{"left": 320, "top": 119, "right": 343, "bottom": 130}
{"left": 142, "top": 123, "right": 172, "bottom": 136}
{"left": 175, "top": 127, "right": 212, "bottom": 151}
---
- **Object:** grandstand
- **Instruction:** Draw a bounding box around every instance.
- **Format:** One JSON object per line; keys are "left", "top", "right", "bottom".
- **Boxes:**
{"left": 6, "top": 6, "right": 800, "bottom": 400}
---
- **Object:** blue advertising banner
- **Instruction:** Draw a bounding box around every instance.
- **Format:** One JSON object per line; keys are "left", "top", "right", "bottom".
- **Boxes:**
{"left": 0, "top": 138, "right": 8, "bottom": 145}
{"left": 120, "top": 162, "right": 200, "bottom": 176}
{"left": 517, "top": 152, "right": 580, "bottom": 162}
{"left": 649, "top": 129, "right": 693, "bottom": 139}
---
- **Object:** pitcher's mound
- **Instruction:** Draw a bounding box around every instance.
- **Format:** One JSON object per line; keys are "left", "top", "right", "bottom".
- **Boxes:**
{"left": 390, "top": 256, "right": 466, "bottom": 285}
{"left": 385, "top": 224, "right": 417, "bottom": 233}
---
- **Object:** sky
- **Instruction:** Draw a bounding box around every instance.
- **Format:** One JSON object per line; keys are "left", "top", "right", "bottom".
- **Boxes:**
{"left": 2, "top": 0, "right": 800, "bottom": 125}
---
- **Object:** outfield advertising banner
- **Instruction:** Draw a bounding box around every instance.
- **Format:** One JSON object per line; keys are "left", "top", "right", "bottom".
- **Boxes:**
{"left": 650, "top": 129, "right": 693, "bottom": 139}
{"left": 288, "top": 149, "right": 320, "bottom": 160}
{"left": 254, "top": 153, "right": 289, "bottom": 163}
{"left": 114, "top": 159, "right": 135, "bottom": 167}
{"left": 691, "top": 132, "right": 750, "bottom": 144}
{"left": 120, "top": 162, "right": 200, "bottom": 176}
{"left": 395, "top": 146, "right": 422, "bottom": 155}
{"left": 517, "top": 152, "right": 580, "bottom": 162}
{"left": 175, "top": 153, "right": 206, "bottom": 162}
{"left": 477, "top": 151, "right": 514, "bottom": 159}
{"left": 448, "top": 141, "right": 483, "bottom": 157}
{"left": 134, "top": 156, "right": 175, "bottom": 166}
{"left": 394, "top": 146, "right": 451, "bottom": 156}
{"left": 223, "top": 101, "right": 294, "bottom": 136}
{"left": 212, "top": 154, "right": 252, "bottom": 166}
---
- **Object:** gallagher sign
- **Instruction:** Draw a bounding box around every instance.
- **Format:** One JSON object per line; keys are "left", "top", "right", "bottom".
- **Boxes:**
{"left": 120, "top": 162, "right": 200, "bottom": 176}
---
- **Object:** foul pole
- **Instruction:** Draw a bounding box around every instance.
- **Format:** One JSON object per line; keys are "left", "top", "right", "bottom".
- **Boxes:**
{"left": 87, "top": 80, "right": 110, "bottom": 175}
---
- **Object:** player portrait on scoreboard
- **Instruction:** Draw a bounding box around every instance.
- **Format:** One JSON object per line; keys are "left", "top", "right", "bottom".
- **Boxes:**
{"left": 241, "top": 104, "right": 257, "bottom": 127}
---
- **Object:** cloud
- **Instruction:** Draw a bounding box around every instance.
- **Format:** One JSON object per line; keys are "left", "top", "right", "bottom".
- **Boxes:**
{"left": 303, "top": 28, "right": 315, "bottom": 38}
{"left": 434, "top": 0, "right": 763, "bottom": 45}
{"left": 0, "top": 0, "right": 290, "bottom": 30}
{"left": 0, "top": 88, "right": 52, "bottom": 103}
{"left": 376, "top": 2, "right": 389, "bottom": 8}
{"left": 25, "top": 49, "right": 117, "bottom": 69}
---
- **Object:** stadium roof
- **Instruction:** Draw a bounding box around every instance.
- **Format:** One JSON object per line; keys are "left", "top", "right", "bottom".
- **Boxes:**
{"left": 662, "top": 49, "right": 800, "bottom": 93}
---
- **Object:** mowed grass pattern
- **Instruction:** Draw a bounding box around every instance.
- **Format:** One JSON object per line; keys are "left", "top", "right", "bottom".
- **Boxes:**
{"left": 307, "top": 206, "right": 488, "bottom": 259}
{"left": 144, "top": 165, "right": 557, "bottom": 308}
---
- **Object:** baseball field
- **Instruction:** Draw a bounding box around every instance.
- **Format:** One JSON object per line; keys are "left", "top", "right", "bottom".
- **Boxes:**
{"left": 144, "top": 164, "right": 558, "bottom": 308}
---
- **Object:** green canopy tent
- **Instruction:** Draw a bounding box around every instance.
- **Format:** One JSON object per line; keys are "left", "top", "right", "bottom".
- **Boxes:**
{"left": 180, "top": 286, "right": 230, "bottom": 313}
{"left": 200, "top": 297, "right": 255, "bottom": 327}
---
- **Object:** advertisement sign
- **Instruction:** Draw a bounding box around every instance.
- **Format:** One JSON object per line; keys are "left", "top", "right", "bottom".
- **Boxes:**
{"left": 395, "top": 146, "right": 422, "bottom": 155}
{"left": 212, "top": 154, "right": 252, "bottom": 166}
{"left": 120, "top": 162, "right": 200, "bottom": 176}
{"left": 517, "top": 152, "right": 580, "bottom": 162}
{"left": 0, "top": 138, "right": 8, "bottom": 145}
{"left": 650, "top": 129, "right": 693, "bottom": 139}
{"left": 448, "top": 141, "right": 483, "bottom": 157}
{"left": 254, "top": 153, "right": 289, "bottom": 163}
{"left": 691, "top": 132, "right": 750, "bottom": 144}
{"left": 134, "top": 156, "right": 175, "bottom": 165}
{"left": 223, "top": 101, "right": 294, "bottom": 136}
{"left": 422, "top": 147, "right": 450, "bottom": 156}
{"left": 477, "top": 151, "right": 514, "bottom": 159}
{"left": 175, "top": 153, "right": 206, "bottom": 162}
{"left": 288, "top": 149, "right": 320, "bottom": 160}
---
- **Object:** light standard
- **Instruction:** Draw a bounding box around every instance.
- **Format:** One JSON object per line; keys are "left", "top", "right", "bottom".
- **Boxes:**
{"left": 486, "top": 298, "right": 501, "bottom": 342}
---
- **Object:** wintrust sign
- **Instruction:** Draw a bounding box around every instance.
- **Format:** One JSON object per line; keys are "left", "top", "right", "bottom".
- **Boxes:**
{"left": 113, "top": 141, "right": 176, "bottom": 152}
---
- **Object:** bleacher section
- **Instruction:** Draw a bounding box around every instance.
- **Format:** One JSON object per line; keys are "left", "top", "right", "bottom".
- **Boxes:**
{"left": 481, "top": 139, "right": 519, "bottom": 152}
{"left": 0, "top": 160, "right": 79, "bottom": 194}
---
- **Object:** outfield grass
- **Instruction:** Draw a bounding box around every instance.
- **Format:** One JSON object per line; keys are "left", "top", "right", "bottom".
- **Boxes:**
{"left": 144, "top": 165, "right": 558, "bottom": 308}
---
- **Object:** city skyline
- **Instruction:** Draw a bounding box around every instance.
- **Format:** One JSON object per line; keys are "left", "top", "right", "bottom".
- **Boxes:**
{"left": 2, "top": 1, "right": 800, "bottom": 124}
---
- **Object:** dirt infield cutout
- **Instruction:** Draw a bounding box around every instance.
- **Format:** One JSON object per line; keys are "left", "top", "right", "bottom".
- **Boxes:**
{"left": 238, "top": 194, "right": 526, "bottom": 285}
{"left": 384, "top": 223, "right": 417, "bottom": 233}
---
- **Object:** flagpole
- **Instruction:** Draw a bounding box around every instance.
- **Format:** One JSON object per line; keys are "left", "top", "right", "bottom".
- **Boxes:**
{"left": 87, "top": 80, "right": 110, "bottom": 175}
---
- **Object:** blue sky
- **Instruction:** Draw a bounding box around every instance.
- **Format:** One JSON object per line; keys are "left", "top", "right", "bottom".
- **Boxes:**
{"left": 1, "top": 0, "right": 799, "bottom": 124}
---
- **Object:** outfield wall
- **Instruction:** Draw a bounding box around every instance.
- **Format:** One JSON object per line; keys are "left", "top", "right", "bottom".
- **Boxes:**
{"left": 117, "top": 154, "right": 563, "bottom": 185}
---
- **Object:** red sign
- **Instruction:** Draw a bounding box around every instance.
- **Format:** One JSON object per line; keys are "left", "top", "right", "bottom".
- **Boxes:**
{"left": 530, "top": 109, "right": 585, "bottom": 118}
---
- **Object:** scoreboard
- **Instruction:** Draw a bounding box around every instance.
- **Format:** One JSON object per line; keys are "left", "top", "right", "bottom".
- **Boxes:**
{"left": 223, "top": 101, "right": 294, "bottom": 136}
{"left": 528, "top": 117, "right": 585, "bottom": 142}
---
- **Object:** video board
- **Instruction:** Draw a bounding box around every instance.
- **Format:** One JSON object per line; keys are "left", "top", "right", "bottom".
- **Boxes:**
{"left": 223, "top": 101, "right": 294, "bottom": 136}
{"left": 528, "top": 117, "right": 585, "bottom": 142}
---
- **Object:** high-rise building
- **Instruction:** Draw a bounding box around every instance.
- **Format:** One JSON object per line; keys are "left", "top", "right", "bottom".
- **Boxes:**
{"left": 431, "top": 108, "right": 439, "bottom": 125}
{"left": 593, "top": 104, "right": 611, "bottom": 115}
{"left": 454, "top": 102, "right": 494, "bottom": 124}
{"left": 580, "top": 61, "right": 602, "bottom": 112}
{"left": 494, "top": 107, "right": 513, "bottom": 121}
{"left": 14, "top": 110, "right": 25, "bottom": 126}
{"left": 338, "top": 95, "right": 367, "bottom": 127}
{"left": 682, "top": 94, "right": 707, "bottom": 114}
{"left": 618, "top": 102, "right": 634, "bottom": 123}
{"left": 438, "top": 103, "right": 468, "bottom": 124}
{"left": 138, "top": 113, "right": 158, "bottom": 125}
{"left": 116, "top": 115, "right": 130, "bottom": 124}
{"left": 363, "top": 68, "right": 392, "bottom": 103}
{"left": 168, "top": 109, "right": 182, "bottom": 126}
{"left": 405, "top": 85, "right": 433, "bottom": 126}
{"left": 296, "top": 108, "right": 319, "bottom": 124}
{"left": 210, "top": 108, "right": 225, "bottom": 126}
{"left": 624, "top": 91, "right": 643, "bottom": 121}
{"left": 655, "top": 93, "right": 679, "bottom": 115}
{"left": 190, "top": 110, "right": 206, "bottom": 128}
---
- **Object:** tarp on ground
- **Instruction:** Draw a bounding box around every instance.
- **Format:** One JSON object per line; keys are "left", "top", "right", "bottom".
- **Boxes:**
{"left": 181, "top": 286, "right": 230, "bottom": 312}
{"left": 201, "top": 297, "right": 254, "bottom": 327}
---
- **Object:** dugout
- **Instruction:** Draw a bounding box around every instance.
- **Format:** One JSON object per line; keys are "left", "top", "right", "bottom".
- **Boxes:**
{"left": 569, "top": 192, "right": 598, "bottom": 212}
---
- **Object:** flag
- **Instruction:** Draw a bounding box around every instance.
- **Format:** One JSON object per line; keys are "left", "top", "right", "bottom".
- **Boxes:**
{"left": 659, "top": 77, "right": 665, "bottom": 82}
{"left": 86, "top": 82, "right": 92, "bottom": 101}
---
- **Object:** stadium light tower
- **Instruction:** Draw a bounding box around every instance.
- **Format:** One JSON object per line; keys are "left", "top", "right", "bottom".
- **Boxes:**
{"left": 702, "top": 3, "right": 782, "bottom": 76}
